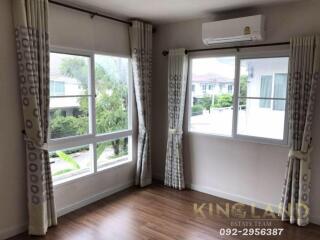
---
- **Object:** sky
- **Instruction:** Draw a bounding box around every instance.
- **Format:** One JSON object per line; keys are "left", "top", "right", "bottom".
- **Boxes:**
{"left": 192, "top": 57, "right": 236, "bottom": 79}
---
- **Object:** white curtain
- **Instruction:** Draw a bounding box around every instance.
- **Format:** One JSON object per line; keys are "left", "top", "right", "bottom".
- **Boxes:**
{"left": 164, "top": 49, "right": 188, "bottom": 190}
{"left": 279, "top": 35, "right": 320, "bottom": 226}
{"left": 12, "top": 0, "right": 57, "bottom": 235}
{"left": 129, "top": 20, "right": 153, "bottom": 187}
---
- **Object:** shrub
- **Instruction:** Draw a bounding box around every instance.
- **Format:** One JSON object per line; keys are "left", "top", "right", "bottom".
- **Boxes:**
{"left": 49, "top": 110, "right": 87, "bottom": 139}
{"left": 198, "top": 95, "right": 213, "bottom": 111}
{"left": 213, "top": 93, "right": 233, "bottom": 108}
{"left": 192, "top": 104, "right": 204, "bottom": 116}
{"left": 239, "top": 75, "right": 248, "bottom": 106}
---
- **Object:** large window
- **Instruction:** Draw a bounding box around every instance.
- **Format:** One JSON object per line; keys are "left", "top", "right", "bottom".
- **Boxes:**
{"left": 189, "top": 56, "right": 235, "bottom": 136}
{"left": 49, "top": 50, "right": 132, "bottom": 184}
{"left": 189, "top": 52, "right": 289, "bottom": 144}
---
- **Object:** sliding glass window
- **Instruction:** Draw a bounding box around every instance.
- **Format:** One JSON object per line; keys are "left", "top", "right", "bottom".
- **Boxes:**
{"left": 189, "top": 56, "right": 235, "bottom": 136}
{"left": 188, "top": 51, "right": 289, "bottom": 145}
{"left": 49, "top": 50, "right": 132, "bottom": 184}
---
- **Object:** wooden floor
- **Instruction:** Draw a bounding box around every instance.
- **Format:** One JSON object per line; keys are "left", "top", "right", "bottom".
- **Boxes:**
{"left": 10, "top": 184, "right": 320, "bottom": 240}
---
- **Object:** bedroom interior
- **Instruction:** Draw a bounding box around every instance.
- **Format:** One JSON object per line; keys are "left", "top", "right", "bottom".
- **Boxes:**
{"left": 0, "top": 0, "right": 320, "bottom": 239}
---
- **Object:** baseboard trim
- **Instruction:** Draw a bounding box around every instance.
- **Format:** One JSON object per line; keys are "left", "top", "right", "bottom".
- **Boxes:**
{"left": 0, "top": 180, "right": 133, "bottom": 240}
{"left": 57, "top": 180, "right": 134, "bottom": 217}
{"left": 152, "top": 172, "right": 163, "bottom": 182}
{"left": 188, "top": 183, "right": 278, "bottom": 211}
{"left": 0, "top": 223, "right": 27, "bottom": 240}
{"left": 310, "top": 216, "right": 320, "bottom": 226}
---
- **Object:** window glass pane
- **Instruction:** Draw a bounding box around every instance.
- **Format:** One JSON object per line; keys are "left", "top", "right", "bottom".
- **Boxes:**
{"left": 49, "top": 97, "right": 89, "bottom": 139}
{"left": 97, "top": 137, "right": 129, "bottom": 170}
{"left": 190, "top": 57, "right": 235, "bottom": 136}
{"left": 273, "top": 73, "right": 288, "bottom": 110}
{"left": 237, "top": 99, "right": 286, "bottom": 139}
{"left": 50, "top": 53, "right": 89, "bottom": 96}
{"left": 239, "top": 57, "right": 289, "bottom": 98}
{"left": 50, "top": 145, "right": 93, "bottom": 182}
{"left": 50, "top": 81, "right": 65, "bottom": 96}
{"left": 259, "top": 75, "right": 272, "bottom": 108}
{"left": 95, "top": 55, "right": 129, "bottom": 134}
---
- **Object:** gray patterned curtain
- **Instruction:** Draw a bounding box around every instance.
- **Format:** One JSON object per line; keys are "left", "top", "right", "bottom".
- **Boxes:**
{"left": 13, "top": 0, "right": 57, "bottom": 235}
{"left": 280, "top": 35, "right": 320, "bottom": 226}
{"left": 129, "top": 20, "right": 152, "bottom": 187}
{"left": 164, "top": 49, "right": 188, "bottom": 190}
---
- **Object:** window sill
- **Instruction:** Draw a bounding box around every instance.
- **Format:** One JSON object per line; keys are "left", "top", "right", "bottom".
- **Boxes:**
{"left": 187, "top": 130, "right": 289, "bottom": 148}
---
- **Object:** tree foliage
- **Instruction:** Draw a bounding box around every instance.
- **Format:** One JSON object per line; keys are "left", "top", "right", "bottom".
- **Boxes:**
{"left": 213, "top": 93, "right": 233, "bottom": 108}
{"left": 50, "top": 110, "right": 87, "bottom": 139}
{"left": 50, "top": 57, "right": 128, "bottom": 156}
{"left": 191, "top": 104, "right": 204, "bottom": 116}
{"left": 198, "top": 95, "right": 213, "bottom": 111}
{"left": 239, "top": 75, "right": 248, "bottom": 106}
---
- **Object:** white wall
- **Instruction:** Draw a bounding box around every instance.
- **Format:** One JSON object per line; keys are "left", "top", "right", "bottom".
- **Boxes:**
{"left": 0, "top": 2, "right": 136, "bottom": 239}
{"left": 49, "top": 4, "right": 130, "bottom": 55}
{"left": 152, "top": 0, "right": 320, "bottom": 224}
{"left": 0, "top": 1, "right": 27, "bottom": 238}
{"left": 49, "top": 1, "right": 137, "bottom": 221}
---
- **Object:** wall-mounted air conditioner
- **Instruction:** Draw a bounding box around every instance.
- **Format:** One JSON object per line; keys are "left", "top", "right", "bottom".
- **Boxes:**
{"left": 202, "top": 15, "right": 265, "bottom": 45}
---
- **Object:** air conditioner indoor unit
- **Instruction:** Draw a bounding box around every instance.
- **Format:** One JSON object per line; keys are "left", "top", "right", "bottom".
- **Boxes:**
{"left": 202, "top": 15, "right": 265, "bottom": 45}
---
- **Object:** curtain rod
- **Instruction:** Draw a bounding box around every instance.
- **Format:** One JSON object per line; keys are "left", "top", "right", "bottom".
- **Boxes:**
{"left": 49, "top": 0, "right": 132, "bottom": 26}
{"left": 162, "top": 41, "right": 290, "bottom": 56}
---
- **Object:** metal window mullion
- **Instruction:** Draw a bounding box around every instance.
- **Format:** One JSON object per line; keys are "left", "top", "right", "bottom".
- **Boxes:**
{"left": 271, "top": 73, "right": 275, "bottom": 109}
{"left": 50, "top": 94, "right": 93, "bottom": 98}
{"left": 48, "top": 130, "right": 133, "bottom": 151}
{"left": 237, "top": 96, "right": 287, "bottom": 101}
{"left": 48, "top": 134, "right": 95, "bottom": 152}
{"left": 127, "top": 60, "right": 134, "bottom": 165}
{"left": 232, "top": 55, "right": 240, "bottom": 138}
{"left": 187, "top": 58, "right": 193, "bottom": 133}
{"left": 90, "top": 53, "right": 97, "bottom": 173}
{"left": 95, "top": 130, "right": 133, "bottom": 143}
{"left": 128, "top": 60, "right": 133, "bottom": 131}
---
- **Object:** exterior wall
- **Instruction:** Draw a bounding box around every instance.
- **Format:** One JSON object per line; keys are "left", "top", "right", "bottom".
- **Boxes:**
{"left": 246, "top": 58, "right": 288, "bottom": 110}
{"left": 152, "top": 0, "right": 320, "bottom": 225}
{"left": 192, "top": 82, "right": 232, "bottom": 99}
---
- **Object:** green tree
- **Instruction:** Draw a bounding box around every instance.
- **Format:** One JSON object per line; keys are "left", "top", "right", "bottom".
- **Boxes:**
{"left": 239, "top": 75, "right": 248, "bottom": 106}
{"left": 60, "top": 58, "right": 89, "bottom": 88}
{"left": 50, "top": 110, "right": 87, "bottom": 139}
{"left": 191, "top": 104, "right": 203, "bottom": 116}
{"left": 52, "top": 57, "right": 128, "bottom": 157}
{"left": 213, "top": 93, "right": 233, "bottom": 108}
{"left": 198, "top": 95, "right": 213, "bottom": 112}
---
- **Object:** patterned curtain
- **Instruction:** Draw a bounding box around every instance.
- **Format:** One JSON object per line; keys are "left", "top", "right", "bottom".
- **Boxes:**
{"left": 129, "top": 21, "right": 152, "bottom": 187}
{"left": 164, "top": 49, "right": 188, "bottom": 190}
{"left": 279, "top": 35, "right": 320, "bottom": 226}
{"left": 13, "top": 0, "right": 57, "bottom": 235}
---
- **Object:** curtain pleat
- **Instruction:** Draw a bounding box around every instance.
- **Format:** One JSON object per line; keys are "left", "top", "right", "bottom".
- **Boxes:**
{"left": 129, "top": 20, "right": 152, "bottom": 187}
{"left": 12, "top": 0, "right": 57, "bottom": 235}
{"left": 279, "top": 35, "right": 320, "bottom": 226}
{"left": 164, "top": 49, "right": 188, "bottom": 190}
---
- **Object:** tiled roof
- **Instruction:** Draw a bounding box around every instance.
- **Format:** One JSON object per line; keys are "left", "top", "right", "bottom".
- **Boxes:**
{"left": 192, "top": 73, "right": 233, "bottom": 83}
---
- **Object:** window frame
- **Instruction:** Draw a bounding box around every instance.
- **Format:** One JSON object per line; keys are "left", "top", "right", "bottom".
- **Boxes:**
{"left": 187, "top": 49, "right": 289, "bottom": 146}
{"left": 49, "top": 46, "right": 133, "bottom": 185}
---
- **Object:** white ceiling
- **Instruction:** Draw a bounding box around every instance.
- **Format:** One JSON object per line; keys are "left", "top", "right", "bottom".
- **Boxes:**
{"left": 56, "top": 0, "right": 302, "bottom": 24}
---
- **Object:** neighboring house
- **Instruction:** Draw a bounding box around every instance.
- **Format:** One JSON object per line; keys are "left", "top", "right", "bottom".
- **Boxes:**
{"left": 191, "top": 73, "right": 234, "bottom": 105}
{"left": 191, "top": 57, "right": 288, "bottom": 111}
{"left": 245, "top": 57, "right": 288, "bottom": 112}
{"left": 50, "top": 73, "right": 84, "bottom": 117}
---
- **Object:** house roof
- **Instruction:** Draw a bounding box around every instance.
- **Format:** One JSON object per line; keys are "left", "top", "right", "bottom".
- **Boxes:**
{"left": 192, "top": 73, "right": 233, "bottom": 84}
